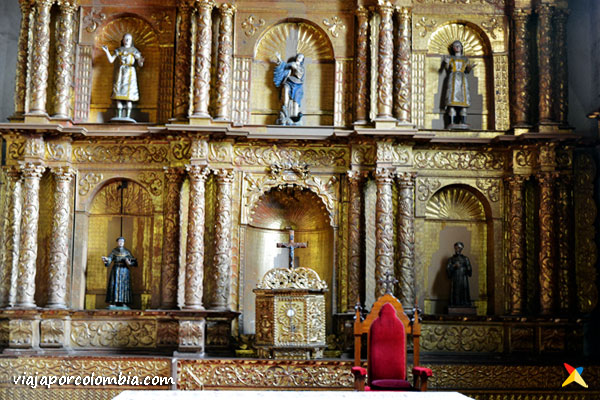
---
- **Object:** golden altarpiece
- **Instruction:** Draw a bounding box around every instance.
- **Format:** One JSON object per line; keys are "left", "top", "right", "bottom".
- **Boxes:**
{"left": 0, "top": 0, "right": 598, "bottom": 396}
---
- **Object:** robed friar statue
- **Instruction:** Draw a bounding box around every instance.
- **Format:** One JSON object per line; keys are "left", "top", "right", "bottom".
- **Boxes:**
{"left": 446, "top": 241, "right": 472, "bottom": 307}
{"left": 102, "top": 236, "right": 137, "bottom": 309}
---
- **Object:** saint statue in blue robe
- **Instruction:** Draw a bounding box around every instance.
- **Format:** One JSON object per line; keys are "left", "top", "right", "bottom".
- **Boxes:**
{"left": 273, "top": 52, "right": 305, "bottom": 125}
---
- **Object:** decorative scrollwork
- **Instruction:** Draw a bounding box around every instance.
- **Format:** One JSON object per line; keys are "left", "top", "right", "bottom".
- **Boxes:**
{"left": 322, "top": 16, "right": 346, "bottom": 38}
{"left": 151, "top": 11, "right": 172, "bottom": 34}
{"left": 234, "top": 146, "right": 347, "bottom": 167}
{"left": 78, "top": 172, "right": 103, "bottom": 196}
{"left": 139, "top": 171, "right": 163, "bottom": 197}
{"left": 241, "top": 15, "right": 265, "bottom": 37}
{"left": 414, "top": 150, "right": 505, "bottom": 170}
{"left": 70, "top": 321, "right": 156, "bottom": 348}
{"left": 416, "top": 177, "right": 441, "bottom": 201}
{"left": 73, "top": 144, "right": 169, "bottom": 164}
{"left": 481, "top": 17, "right": 501, "bottom": 40}
{"left": 475, "top": 178, "right": 500, "bottom": 202}
{"left": 415, "top": 17, "right": 437, "bottom": 38}
{"left": 257, "top": 267, "right": 327, "bottom": 290}
{"left": 83, "top": 8, "right": 106, "bottom": 33}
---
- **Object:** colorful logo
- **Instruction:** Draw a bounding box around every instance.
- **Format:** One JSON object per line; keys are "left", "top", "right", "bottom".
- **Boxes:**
{"left": 562, "top": 363, "right": 588, "bottom": 388}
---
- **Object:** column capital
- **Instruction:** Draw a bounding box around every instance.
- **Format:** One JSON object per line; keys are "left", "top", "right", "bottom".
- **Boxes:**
{"left": 377, "top": 0, "right": 395, "bottom": 14}
{"left": 19, "top": 162, "right": 45, "bottom": 179}
{"left": 36, "top": 0, "right": 55, "bottom": 8}
{"left": 18, "top": 0, "right": 34, "bottom": 11}
{"left": 50, "top": 166, "right": 76, "bottom": 181}
{"left": 356, "top": 5, "right": 369, "bottom": 17}
{"left": 185, "top": 165, "right": 210, "bottom": 181}
{"left": 395, "top": 6, "right": 411, "bottom": 16}
{"left": 512, "top": 8, "right": 532, "bottom": 18}
{"left": 164, "top": 166, "right": 185, "bottom": 183}
{"left": 196, "top": 0, "right": 215, "bottom": 11}
{"left": 375, "top": 167, "right": 394, "bottom": 183}
{"left": 395, "top": 170, "right": 416, "bottom": 185}
{"left": 57, "top": 0, "right": 78, "bottom": 13}
{"left": 219, "top": 3, "right": 236, "bottom": 15}
{"left": 347, "top": 170, "right": 368, "bottom": 182}
{"left": 536, "top": 3, "right": 553, "bottom": 15}
{"left": 505, "top": 174, "right": 527, "bottom": 187}
{"left": 214, "top": 168, "right": 235, "bottom": 182}
{"left": 4, "top": 166, "right": 22, "bottom": 181}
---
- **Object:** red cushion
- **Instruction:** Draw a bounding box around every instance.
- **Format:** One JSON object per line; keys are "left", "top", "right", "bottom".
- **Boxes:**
{"left": 368, "top": 303, "right": 406, "bottom": 384}
{"left": 370, "top": 379, "right": 413, "bottom": 390}
{"left": 413, "top": 366, "right": 433, "bottom": 377}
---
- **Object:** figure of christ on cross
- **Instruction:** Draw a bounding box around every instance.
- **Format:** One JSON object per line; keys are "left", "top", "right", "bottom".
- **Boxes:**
{"left": 277, "top": 228, "right": 308, "bottom": 269}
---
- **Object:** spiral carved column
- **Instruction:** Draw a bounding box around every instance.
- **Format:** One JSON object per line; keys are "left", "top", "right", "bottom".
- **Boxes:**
{"left": 173, "top": 1, "right": 194, "bottom": 120}
{"left": 192, "top": 0, "right": 214, "bottom": 118}
{"left": 53, "top": 0, "right": 78, "bottom": 119}
{"left": 506, "top": 175, "right": 526, "bottom": 314}
{"left": 375, "top": 168, "right": 395, "bottom": 298}
{"left": 511, "top": 9, "right": 532, "bottom": 128}
{"left": 554, "top": 8, "right": 569, "bottom": 126}
{"left": 209, "top": 169, "right": 235, "bottom": 310}
{"left": 376, "top": 1, "right": 394, "bottom": 120}
{"left": 557, "top": 174, "right": 573, "bottom": 313}
{"left": 354, "top": 6, "right": 369, "bottom": 124}
{"left": 15, "top": 163, "right": 45, "bottom": 308}
{"left": 394, "top": 7, "right": 411, "bottom": 124}
{"left": 538, "top": 172, "right": 557, "bottom": 315}
{"left": 13, "top": 0, "right": 33, "bottom": 118}
{"left": 347, "top": 171, "right": 364, "bottom": 310}
{"left": 28, "top": 0, "right": 53, "bottom": 116}
{"left": 537, "top": 5, "right": 554, "bottom": 125}
{"left": 161, "top": 167, "right": 184, "bottom": 309}
{"left": 214, "top": 4, "right": 236, "bottom": 121}
{"left": 183, "top": 165, "right": 210, "bottom": 309}
{"left": 396, "top": 172, "right": 415, "bottom": 307}
{"left": 0, "top": 169, "right": 22, "bottom": 308}
{"left": 46, "top": 167, "right": 75, "bottom": 309}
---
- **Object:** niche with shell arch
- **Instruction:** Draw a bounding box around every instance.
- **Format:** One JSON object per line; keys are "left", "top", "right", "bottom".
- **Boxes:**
{"left": 242, "top": 186, "right": 334, "bottom": 334}
{"left": 84, "top": 179, "right": 157, "bottom": 310}
{"left": 421, "top": 184, "right": 492, "bottom": 315}
{"left": 91, "top": 15, "right": 159, "bottom": 123}
{"left": 251, "top": 20, "right": 335, "bottom": 126}
{"left": 427, "top": 22, "right": 493, "bottom": 130}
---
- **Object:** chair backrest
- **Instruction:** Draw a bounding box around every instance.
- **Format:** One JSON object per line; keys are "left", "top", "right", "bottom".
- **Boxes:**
{"left": 353, "top": 293, "right": 421, "bottom": 376}
{"left": 368, "top": 302, "right": 406, "bottom": 382}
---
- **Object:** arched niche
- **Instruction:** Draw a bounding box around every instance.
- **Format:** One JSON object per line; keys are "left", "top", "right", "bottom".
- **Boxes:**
{"left": 90, "top": 15, "right": 159, "bottom": 123}
{"left": 251, "top": 20, "right": 335, "bottom": 126}
{"left": 427, "top": 22, "right": 494, "bottom": 130}
{"left": 421, "top": 184, "right": 493, "bottom": 315}
{"left": 241, "top": 186, "right": 334, "bottom": 334}
{"left": 83, "top": 179, "right": 157, "bottom": 310}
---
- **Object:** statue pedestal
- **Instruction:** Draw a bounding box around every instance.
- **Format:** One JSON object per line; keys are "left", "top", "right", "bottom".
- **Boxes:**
{"left": 253, "top": 267, "right": 328, "bottom": 360}
{"left": 448, "top": 306, "right": 477, "bottom": 315}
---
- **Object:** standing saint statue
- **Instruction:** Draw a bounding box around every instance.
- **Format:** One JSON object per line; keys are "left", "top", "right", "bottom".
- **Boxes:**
{"left": 102, "top": 237, "right": 137, "bottom": 309}
{"left": 273, "top": 52, "right": 305, "bottom": 126}
{"left": 101, "top": 33, "right": 144, "bottom": 122}
{"left": 441, "top": 40, "right": 475, "bottom": 129}
{"left": 446, "top": 242, "right": 472, "bottom": 307}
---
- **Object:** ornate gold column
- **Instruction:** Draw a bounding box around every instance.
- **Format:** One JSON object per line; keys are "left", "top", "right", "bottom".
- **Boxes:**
{"left": 557, "top": 173, "right": 573, "bottom": 313}
{"left": 214, "top": 4, "right": 236, "bottom": 121}
{"left": 15, "top": 163, "right": 45, "bottom": 308}
{"left": 396, "top": 171, "right": 415, "bottom": 307}
{"left": 537, "top": 171, "right": 557, "bottom": 315}
{"left": 554, "top": 8, "right": 569, "bottom": 126}
{"left": 511, "top": 9, "right": 531, "bottom": 128}
{"left": 537, "top": 4, "right": 554, "bottom": 125}
{"left": 506, "top": 175, "right": 526, "bottom": 314}
{"left": 354, "top": 6, "right": 369, "bottom": 124}
{"left": 191, "top": 0, "right": 214, "bottom": 118}
{"left": 184, "top": 165, "right": 210, "bottom": 309}
{"left": 376, "top": 1, "right": 394, "bottom": 120}
{"left": 13, "top": 0, "right": 33, "bottom": 118}
{"left": 0, "top": 169, "right": 22, "bottom": 307}
{"left": 52, "top": 0, "right": 78, "bottom": 119}
{"left": 161, "top": 167, "right": 184, "bottom": 309}
{"left": 46, "top": 167, "right": 75, "bottom": 308}
{"left": 375, "top": 167, "right": 394, "bottom": 298}
{"left": 173, "top": 0, "right": 194, "bottom": 120}
{"left": 28, "top": 0, "right": 53, "bottom": 116}
{"left": 209, "top": 169, "right": 234, "bottom": 310}
{"left": 394, "top": 7, "right": 411, "bottom": 124}
{"left": 347, "top": 171, "right": 364, "bottom": 310}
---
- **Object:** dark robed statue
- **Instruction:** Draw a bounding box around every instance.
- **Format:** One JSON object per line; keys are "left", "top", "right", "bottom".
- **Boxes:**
{"left": 446, "top": 242, "right": 472, "bottom": 307}
{"left": 102, "top": 237, "right": 137, "bottom": 309}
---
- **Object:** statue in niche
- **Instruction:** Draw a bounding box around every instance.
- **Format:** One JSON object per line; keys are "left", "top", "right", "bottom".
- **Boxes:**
{"left": 446, "top": 242, "right": 472, "bottom": 307}
{"left": 273, "top": 52, "right": 305, "bottom": 126}
{"left": 441, "top": 40, "right": 475, "bottom": 129}
{"left": 101, "top": 33, "right": 144, "bottom": 122}
{"left": 102, "top": 237, "right": 137, "bottom": 309}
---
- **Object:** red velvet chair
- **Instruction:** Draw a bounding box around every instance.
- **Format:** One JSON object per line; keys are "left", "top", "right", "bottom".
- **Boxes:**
{"left": 351, "top": 293, "right": 432, "bottom": 391}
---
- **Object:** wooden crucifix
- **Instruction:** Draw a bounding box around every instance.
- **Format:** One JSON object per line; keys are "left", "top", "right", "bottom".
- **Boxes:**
{"left": 277, "top": 228, "right": 308, "bottom": 269}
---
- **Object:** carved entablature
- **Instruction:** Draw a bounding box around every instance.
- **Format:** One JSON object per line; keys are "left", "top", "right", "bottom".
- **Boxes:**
{"left": 256, "top": 267, "right": 328, "bottom": 291}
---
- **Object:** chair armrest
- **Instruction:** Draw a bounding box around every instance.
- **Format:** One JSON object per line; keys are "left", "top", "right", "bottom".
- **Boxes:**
{"left": 412, "top": 366, "right": 433, "bottom": 378}
{"left": 351, "top": 366, "right": 367, "bottom": 391}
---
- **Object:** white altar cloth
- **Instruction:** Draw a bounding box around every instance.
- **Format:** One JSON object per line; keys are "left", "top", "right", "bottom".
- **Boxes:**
{"left": 113, "top": 390, "right": 474, "bottom": 400}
